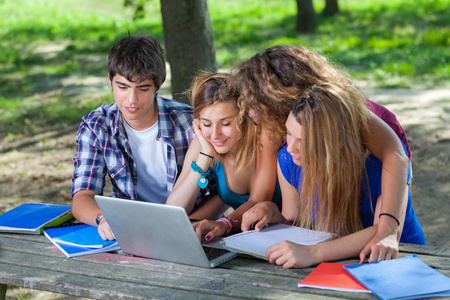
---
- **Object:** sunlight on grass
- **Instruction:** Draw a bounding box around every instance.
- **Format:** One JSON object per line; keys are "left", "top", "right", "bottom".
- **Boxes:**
{"left": 0, "top": 0, "right": 448, "bottom": 137}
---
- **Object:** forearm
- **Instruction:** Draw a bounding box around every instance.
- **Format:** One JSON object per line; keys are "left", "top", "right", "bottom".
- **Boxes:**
{"left": 72, "top": 190, "right": 101, "bottom": 226}
{"left": 189, "top": 195, "right": 229, "bottom": 220}
{"left": 364, "top": 113, "right": 409, "bottom": 239}
{"left": 166, "top": 153, "right": 212, "bottom": 214}
{"left": 314, "top": 226, "right": 378, "bottom": 263}
{"left": 378, "top": 151, "right": 409, "bottom": 239}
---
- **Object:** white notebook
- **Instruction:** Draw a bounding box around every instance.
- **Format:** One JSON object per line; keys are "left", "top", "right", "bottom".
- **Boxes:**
{"left": 221, "top": 223, "right": 332, "bottom": 259}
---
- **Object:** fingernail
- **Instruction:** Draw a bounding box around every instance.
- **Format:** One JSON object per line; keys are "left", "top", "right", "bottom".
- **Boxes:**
{"left": 205, "top": 235, "right": 211, "bottom": 241}
{"left": 358, "top": 258, "right": 363, "bottom": 264}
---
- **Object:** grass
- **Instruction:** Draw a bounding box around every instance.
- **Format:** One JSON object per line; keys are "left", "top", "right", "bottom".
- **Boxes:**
{"left": 0, "top": 0, "right": 448, "bottom": 137}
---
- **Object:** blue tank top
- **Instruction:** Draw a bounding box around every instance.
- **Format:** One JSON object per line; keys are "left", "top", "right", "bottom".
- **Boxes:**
{"left": 212, "top": 162, "right": 282, "bottom": 210}
{"left": 277, "top": 142, "right": 425, "bottom": 245}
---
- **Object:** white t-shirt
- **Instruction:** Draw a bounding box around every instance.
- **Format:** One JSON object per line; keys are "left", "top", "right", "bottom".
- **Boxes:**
{"left": 123, "top": 119, "right": 169, "bottom": 204}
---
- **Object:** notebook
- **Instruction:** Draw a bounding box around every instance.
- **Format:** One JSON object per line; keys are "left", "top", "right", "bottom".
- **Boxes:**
{"left": 344, "top": 254, "right": 450, "bottom": 300}
{"left": 94, "top": 195, "right": 238, "bottom": 268}
{"left": 221, "top": 223, "right": 331, "bottom": 259}
{"left": 298, "top": 262, "right": 370, "bottom": 293}
{"left": 44, "top": 223, "right": 120, "bottom": 258}
{"left": 0, "top": 203, "right": 73, "bottom": 234}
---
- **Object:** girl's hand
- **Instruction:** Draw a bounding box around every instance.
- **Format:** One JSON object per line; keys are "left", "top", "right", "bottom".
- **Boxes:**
{"left": 241, "top": 202, "right": 276, "bottom": 232}
{"left": 192, "top": 219, "right": 227, "bottom": 242}
{"left": 266, "top": 241, "right": 318, "bottom": 269}
{"left": 193, "top": 119, "right": 215, "bottom": 156}
{"left": 359, "top": 231, "right": 398, "bottom": 263}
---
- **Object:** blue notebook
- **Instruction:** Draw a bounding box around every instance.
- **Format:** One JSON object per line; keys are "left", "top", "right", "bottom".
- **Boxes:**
{"left": 54, "top": 225, "right": 115, "bottom": 248}
{"left": 0, "top": 203, "right": 73, "bottom": 234}
{"left": 344, "top": 254, "right": 450, "bottom": 300}
{"left": 44, "top": 223, "right": 120, "bottom": 258}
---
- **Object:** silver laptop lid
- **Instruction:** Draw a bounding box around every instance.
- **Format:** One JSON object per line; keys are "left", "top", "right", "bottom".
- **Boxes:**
{"left": 94, "top": 196, "right": 236, "bottom": 268}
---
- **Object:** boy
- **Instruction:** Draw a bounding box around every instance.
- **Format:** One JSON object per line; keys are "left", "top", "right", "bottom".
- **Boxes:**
{"left": 71, "top": 34, "right": 216, "bottom": 240}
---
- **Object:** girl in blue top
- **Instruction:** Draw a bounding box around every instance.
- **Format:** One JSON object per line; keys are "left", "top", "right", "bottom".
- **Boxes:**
{"left": 167, "top": 73, "right": 282, "bottom": 241}
{"left": 241, "top": 84, "right": 425, "bottom": 269}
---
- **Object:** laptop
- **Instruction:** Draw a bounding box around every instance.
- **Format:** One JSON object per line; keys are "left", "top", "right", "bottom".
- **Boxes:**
{"left": 94, "top": 195, "right": 238, "bottom": 268}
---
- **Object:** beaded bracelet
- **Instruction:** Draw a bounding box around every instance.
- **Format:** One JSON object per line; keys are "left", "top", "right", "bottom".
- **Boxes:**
{"left": 216, "top": 216, "right": 238, "bottom": 236}
{"left": 216, "top": 218, "right": 231, "bottom": 236}
{"left": 379, "top": 213, "right": 400, "bottom": 227}
{"left": 191, "top": 161, "right": 212, "bottom": 189}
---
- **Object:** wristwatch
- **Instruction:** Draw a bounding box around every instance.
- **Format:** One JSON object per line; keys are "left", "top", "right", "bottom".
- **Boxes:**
{"left": 96, "top": 211, "right": 104, "bottom": 225}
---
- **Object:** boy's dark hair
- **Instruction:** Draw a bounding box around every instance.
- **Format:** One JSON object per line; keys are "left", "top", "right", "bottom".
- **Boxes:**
{"left": 108, "top": 35, "right": 166, "bottom": 90}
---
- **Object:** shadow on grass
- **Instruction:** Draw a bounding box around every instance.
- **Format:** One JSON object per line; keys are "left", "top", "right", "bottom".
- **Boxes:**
{"left": 1, "top": 1, "right": 448, "bottom": 139}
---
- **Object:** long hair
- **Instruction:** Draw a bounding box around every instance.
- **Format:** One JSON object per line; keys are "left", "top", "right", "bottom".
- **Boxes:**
{"left": 291, "top": 84, "right": 370, "bottom": 237}
{"left": 190, "top": 72, "right": 258, "bottom": 172}
{"left": 234, "top": 45, "right": 368, "bottom": 141}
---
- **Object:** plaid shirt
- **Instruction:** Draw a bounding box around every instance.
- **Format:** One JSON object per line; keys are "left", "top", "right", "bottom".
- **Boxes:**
{"left": 71, "top": 95, "right": 194, "bottom": 200}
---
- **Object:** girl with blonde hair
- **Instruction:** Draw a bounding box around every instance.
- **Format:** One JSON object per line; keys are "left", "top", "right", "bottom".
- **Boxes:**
{"left": 167, "top": 72, "right": 282, "bottom": 240}
{"left": 241, "top": 84, "right": 425, "bottom": 269}
{"left": 234, "top": 45, "right": 415, "bottom": 263}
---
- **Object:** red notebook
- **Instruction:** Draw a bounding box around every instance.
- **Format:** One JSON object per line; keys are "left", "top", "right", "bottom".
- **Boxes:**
{"left": 298, "top": 262, "right": 371, "bottom": 293}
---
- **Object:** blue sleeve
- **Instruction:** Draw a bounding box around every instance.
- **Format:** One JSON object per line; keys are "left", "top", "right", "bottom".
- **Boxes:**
{"left": 277, "top": 145, "right": 302, "bottom": 190}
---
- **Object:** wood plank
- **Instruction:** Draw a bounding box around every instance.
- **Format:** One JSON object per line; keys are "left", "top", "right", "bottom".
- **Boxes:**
{"left": 399, "top": 243, "right": 450, "bottom": 257}
{"left": 0, "top": 264, "right": 345, "bottom": 300}
{"left": 0, "top": 264, "right": 234, "bottom": 300}
{"left": 1, "top": 234, "right": 448, "bottom": 300}
{"left": 0, "top": 249, "right": 348, "bottom": 300}
{"left": 0, "top": 235, "right": 319, "bottom": 290}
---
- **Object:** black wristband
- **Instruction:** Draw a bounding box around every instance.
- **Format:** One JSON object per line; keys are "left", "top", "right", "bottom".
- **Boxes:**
{"left": 379, "top": 213, "right": 400, "bottom": 226}
{"left": 200, "top": 152, "right": 214, "bottom": 159}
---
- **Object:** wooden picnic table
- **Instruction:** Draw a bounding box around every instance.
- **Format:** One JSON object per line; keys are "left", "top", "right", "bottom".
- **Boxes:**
{"left": 0, "top": 232, "right": 449, "bottom": 300}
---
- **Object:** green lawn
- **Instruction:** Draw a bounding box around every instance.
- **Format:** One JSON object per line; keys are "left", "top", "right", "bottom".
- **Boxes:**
{"left": 0, "top": 0, "right": 448, "bottom": 136}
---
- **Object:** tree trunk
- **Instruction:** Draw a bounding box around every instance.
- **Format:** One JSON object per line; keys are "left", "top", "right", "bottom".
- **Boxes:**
{"left": 295, "top": 0, "right": 318, "bottom": 33}
{"left": 322, "top": 0, "right": 340, "bottom": 16}
{"left": 160, "top": 0, "right": 217, "bottom": 104}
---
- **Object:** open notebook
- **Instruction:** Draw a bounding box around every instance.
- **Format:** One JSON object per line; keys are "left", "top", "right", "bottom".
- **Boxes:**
{"left": 221, "top": 223, "right": 331, "bottom": 259}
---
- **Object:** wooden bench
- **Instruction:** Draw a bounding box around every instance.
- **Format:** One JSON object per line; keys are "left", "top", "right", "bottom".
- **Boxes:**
{"left": 0, "top": 233, "right": 449, "bottom": 299}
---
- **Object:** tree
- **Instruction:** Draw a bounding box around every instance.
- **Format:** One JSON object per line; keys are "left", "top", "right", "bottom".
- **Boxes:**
{"left": 160, "top": 0, "right": 217, "bottom": 104}
{"left": 322, "top": 0, "right": 340, "bottom": 16}
{"left": 295, "top": 0, "right": 318, "bottom": 33}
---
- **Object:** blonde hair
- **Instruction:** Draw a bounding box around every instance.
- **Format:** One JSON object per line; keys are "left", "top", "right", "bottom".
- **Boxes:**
{"left": 291, "top": 83, "right": 370, "bottom": 236}
{"left": 234, "top": 45, "right": 368, "bottom": 142}
{"left": 190, "top": 72, "right": 258, "bottom": 171}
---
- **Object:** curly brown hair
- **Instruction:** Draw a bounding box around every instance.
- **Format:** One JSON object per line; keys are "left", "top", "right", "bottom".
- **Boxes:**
{"left": 234, "top": 45, "right": 367, "bottom": 141}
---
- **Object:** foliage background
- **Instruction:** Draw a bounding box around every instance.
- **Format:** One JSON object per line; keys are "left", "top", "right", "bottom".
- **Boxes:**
{"left": 0, "top": 0, "right": 449, "bottom": 138}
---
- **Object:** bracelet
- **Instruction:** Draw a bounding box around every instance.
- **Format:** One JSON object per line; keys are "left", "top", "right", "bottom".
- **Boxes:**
{"left": 379, "top": 213, "right": 400, "bottom": 227}
{"left": 200, "top": 152, "right": 214, "bottom": 159}
{"left": 216, "top": 216, "right": 238, "bottom": 236}
{"left": 272, "top": 204, "right": 279, "bottom": 216}
{"left": 217, "top": 218, "right": 231, "bottom": 236}
{"left": 191, "top": 161, "right": 212, "bottom": 189}
{"left": 96, "top": 211, "right": 104, "bottom": 225}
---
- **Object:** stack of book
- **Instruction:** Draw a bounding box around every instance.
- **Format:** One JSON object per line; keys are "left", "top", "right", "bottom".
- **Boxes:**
{"left": 0, "top": 202, "right": 120, "bottom": 258}
{"left": 298, "top": 255, "right": 450, "bottom": 299}
{"left": 44, "top": 223, "right": 120, "bottom": 258}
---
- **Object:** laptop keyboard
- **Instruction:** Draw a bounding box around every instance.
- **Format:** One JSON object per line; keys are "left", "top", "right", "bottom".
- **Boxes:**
{"left": 203, "top": 246, "right": 231, "bottom": 260}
